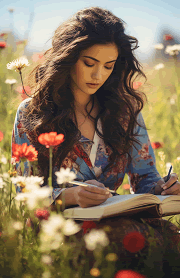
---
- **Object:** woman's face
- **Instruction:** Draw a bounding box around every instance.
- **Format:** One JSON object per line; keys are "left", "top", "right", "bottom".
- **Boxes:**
{"left": 70, "top": 43, "right": 119, "bottom": 100}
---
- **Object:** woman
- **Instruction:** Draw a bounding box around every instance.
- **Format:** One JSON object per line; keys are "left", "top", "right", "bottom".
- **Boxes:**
{"left": 12, "top": 6, "right": 180, "bottom": 258}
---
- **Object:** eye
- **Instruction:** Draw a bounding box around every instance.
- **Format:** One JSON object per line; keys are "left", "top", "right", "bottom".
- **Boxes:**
{"left": 84, "top": 62, "right": 113, "bottom": 70}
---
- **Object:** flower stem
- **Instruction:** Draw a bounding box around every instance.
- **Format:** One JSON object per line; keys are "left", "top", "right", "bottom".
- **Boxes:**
{"left": 48, "top": 146, "right": 53, "bottom": 204}
{"left": 9, "top": 181, "right": 12, "bottom": 213}
{"left": 19, "top": 70, "right": 32, "bottom": 98}
{"left": 28, "top": 161, "right": 31, "bottom": 176}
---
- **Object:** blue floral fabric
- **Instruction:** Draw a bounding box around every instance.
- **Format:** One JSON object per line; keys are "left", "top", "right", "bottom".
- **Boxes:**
{"left": 12, "top": 98, "right": 162, "bottom": 206}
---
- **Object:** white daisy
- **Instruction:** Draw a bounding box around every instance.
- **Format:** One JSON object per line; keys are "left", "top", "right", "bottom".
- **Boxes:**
{"left": 62, "top": 219, "right": 81, "bottom": 236}
{"left": 0, "top": 177, "right": 5, "bottom": 188}
{"left": 41, "top": 214, "right": 65, "bottom": 236}
{"left": 12, "top": 221, "right": 23, "bottom": 230}
{"left": 154, "top": 43, "right": 164, "bottom": 50}
{"left": 55, "top": 168, "right": 76, "bottom": 185}
{"left": 7, "top": 56, "right": 30, "bottom": 72}
{"left": 84, "top": 229, "right": 109, "bottom": 251}
{"left": 154, "top": 63, "right": 165, "bottom": 70}
{"left": 165, "top": 44, "right": 180, "bottom": 56}
{"left": 1, "top": 155, "right": 7, "bottom": 164}
{"left": 41, "top": 255, "right": 52, "bottom": 265}
{"left": 5, "top": 79, "right": 17, "bottom": 85}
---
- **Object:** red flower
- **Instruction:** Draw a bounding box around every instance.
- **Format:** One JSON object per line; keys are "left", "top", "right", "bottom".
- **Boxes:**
{"left": 16, "top": 86, "right": 31, "bottom": 94}
{"left": 123, "top": 231, "right": 145, "bottom": 253}
{"left": 34, "top": 208, "right": 50, "bottom": 220}
{"left": 151, "top": 142, "right": 164, "bottom": 149}
{"left": 122, "top": 184, "right": 130, "bottom": 190}
{"left": 114, "top": 269, "right": 146, "bottom": 278}
{"left": 38, "top": 132, "right": 64, "bottom": 148}
{"left": 0, "top": 33, "right": 7, "bottom": 37}
{"left": 133, "top": 82, "right": 142, "bottom": 90}
{"left": 0, "top": 131, "right": 4, "bottom": 142}
{"left": 163, "top": 34, "right": 173, "bottom": 41}
{"left": 0, "top": 41, "right": 6, "bottom": 48}
{"left": 12, "top": 143, "right": 38, "bottom": 162}
{"left": 82, "top": 221, "right": 97, "bottom": 234}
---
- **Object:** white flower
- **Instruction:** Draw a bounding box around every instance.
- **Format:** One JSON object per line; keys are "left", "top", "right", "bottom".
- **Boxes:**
{"left": 154, "top": 43, "right": 164, "bottom": 50}
{"left": 5, "top": 79, "right": 17, "bottom": 85}
{"left": 170, "top": 98, "right": 175, "bottom": 105}
{"left": 165, "top": 44, "right": 180, "bottom": 56}
{"left": 25, "top": 187, "right": 52, "bottom": 210}
{"left": 41, "top": 214, "right": 65, "bottom": 236}
{"left": 55, "top": 168, "right": 76, "bottom": 185}
{"left": 62, "top": 219, "right": 81, "bottom": 236}
{"left": 3, "top": 172, "right": 9, "bottom": 179}
{"left": 42, "top": 271, "right": 51, "bottom": 278}
{"left": 0, "top": 177, "right": 5, "bottom": 188}
{"left": 11, "top": 157, "right": 16, "bottom": 165}
{"left": 154, "top": 63, "right": 165, "bottom": 70}
{"left": 1, "top": 155, "right": 7, "bottom": 164}
{"left": 177, "top": 157, "right": 180, "bottom": 161}
{"left": 12, "top": 221, "right": 23, "bottom": 230}
{"left": 7, "top": 56, "right": 30, "bottom": 72}
{"left": 15, "top": 193, "right": 28, "bottom": 202}
{"left": 40, "top": 231, "right": 64, "bottom": 252}
{"left": 84, "top": 229, "right": 109, "bottom": 251}
{"left": 41, "top": 255, "right": 52, "bottom": 265}
{"left": 11, "top": 175, "right": 44, "bottom": 192}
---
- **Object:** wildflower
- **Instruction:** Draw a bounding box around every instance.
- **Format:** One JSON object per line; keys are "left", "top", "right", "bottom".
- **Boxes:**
{"left": 10, "top": 157, "right": 16, "bottom": 165}
{"left": 0, "top": 42, "right": 6, "bottom": 48}
{"left": 42, "top": 271, "right": 51, "bottom": 278}
{"left": 41, "top": 255, "right": 52, "bottom": 265}
{"left": 32, "top": 52, "right": 44, "bottom": 63}
{"left": 114, "top": 269, "right": 146, "bottom": 278}
{"left": 7, "top": 56, "right": 30, "bottom": 72}
{"left": 123, "top": 231, "right": 145, "bottom": 253}
{"left": 41, "top": 214, "right": 65, "bottom": 236}
{"left": 165, "top": 44, "right": 180, "bottom": 56}
{"left": 12, "top": 143, "right": 38, "bottom": 162}
{"left": 154, "top": 43, "right": 164, "bottom": 50}
{"left": 16, "top": 85, "right": 31, "bottom": 94}
{"left": 0, "top": 131, "right": 4, "bottom": 142}
{"left": 133, "top": 82, "right": 142, "bottom": 90}
{"left": 105, "top": 253, "right": 118, "bottom": 261}
{"left": 55, "top": 167, "right": 76, "bottom": 185}
{"left": 122, "top": 183, "right": 130, "bottom": 190}
{"left": 0, "top": 33, "right": 8, "bottom": 37}
{"left": 55, "top": 199, "right": 62, "bottom": 205}
{"left": 38, "top": 132, "right": 64, "bottom": 148}
{"left": 62, "top": 219, "right": 81, "bottom": 236}
{"left": 82, "top": 220, "right": 97, "bottom": 234}
{"left": 1, "top": 155, "right": 7, "bottom": 164}
{"left": 34, "top": 208, "right": 50, "bottom": 220}
{"left": 84, "top": 229, "right": 109, "bottom": 251}
{"left": 5, "top": 79, "right": 17, "bottom": 85}
{"left": 0, "top": 177, "right": 5, "bottom": 188}
{"left": 12, "top": 221, "right": 23, "bottom": 230}
{"left": 154, "top": 63, "right": 165, "bottom": 70}
{"left": 163, "top": 34, "right": 173, "bottom": 41}
{"left": 90, "top": 268, "right": 101, "bottom": 277}
{"left": 151, "top": 142, "right": 164, "bottom": 149}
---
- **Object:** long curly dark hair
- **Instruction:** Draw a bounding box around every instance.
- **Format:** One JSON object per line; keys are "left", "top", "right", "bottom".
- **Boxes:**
{"left": 21, "top": 6, "right": 148, "bottom": 186}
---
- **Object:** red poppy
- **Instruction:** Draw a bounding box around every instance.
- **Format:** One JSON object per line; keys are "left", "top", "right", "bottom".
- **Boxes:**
{"left": 123, "top": 231, "right": 145, "bottom": 253}
{"left": 0, "top": 41, "right": 6, "bottom": 48}
{"left": 82, "top": 221, "right": 97, "bottom": 234}
{"left": 122, "top": 184, "right": 130, "bottom": 190}
{"left": 34, "top": 208, "right": 50, "bottom": 220}
{"left": 114, "top": 269, "right": 146, "bottom": 278}
{"left": 133, "top": 82, "right": 142, "bottom": 90}
{"left": 12, "top": 143, "right": 38, "bottom": 162}
{"left": 0, "top": 33, "right": 7, "bottom": 37}
{"left": 163, "top": 34, "right": 173, "bottom": 41}
{"left": 151, "top": 142, "right": 164, "bottom": 149}
{"left": 0, "top": 131, "right": 4, "bottom": 142}
{"left": 38, "top": 132, "right": 64, "bottom": 148}
{"left": 16, "top": 86, "right": 31, "bottom": 94}
{"left": 32, "top": 52, "right": 44, "bottom": 63}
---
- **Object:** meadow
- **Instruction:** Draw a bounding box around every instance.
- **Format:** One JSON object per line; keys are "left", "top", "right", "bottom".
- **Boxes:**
{"left": 0, "top": 34, "right": 180, "bottom": 277}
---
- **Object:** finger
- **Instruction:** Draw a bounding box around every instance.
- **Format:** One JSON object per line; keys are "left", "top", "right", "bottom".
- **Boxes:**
{"left": 78, "top": 189, "right": 110, "bottom": 201}
{"left": 161, "top": 173, "right": 178, "bottom": 189}
{"left": 86, "top": 180, "right": 106, "bottom": 188}
{"left": 161, "top": 181, "right": 180, "bottom": 195}
{"left": 84, "top": 184, "right": 109, "bottom": 195}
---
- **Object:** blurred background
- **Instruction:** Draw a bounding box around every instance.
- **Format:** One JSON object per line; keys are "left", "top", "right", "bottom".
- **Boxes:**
{"left": 0, "top": 0, "right": 180, "bottom": 64}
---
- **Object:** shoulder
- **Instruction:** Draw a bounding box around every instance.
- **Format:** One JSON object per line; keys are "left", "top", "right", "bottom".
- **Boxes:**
{"left": 16, "top": 98, "right": 32, "bottom": 118}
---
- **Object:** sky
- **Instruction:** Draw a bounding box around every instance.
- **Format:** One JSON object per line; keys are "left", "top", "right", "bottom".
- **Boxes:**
{"left": 0, "top": 0, "right": 180, "bottom": 62}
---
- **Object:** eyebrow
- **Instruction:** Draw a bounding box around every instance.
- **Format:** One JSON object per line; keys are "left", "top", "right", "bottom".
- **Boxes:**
{"left": 83, "top": 56, "right": 117, "bottom": 64}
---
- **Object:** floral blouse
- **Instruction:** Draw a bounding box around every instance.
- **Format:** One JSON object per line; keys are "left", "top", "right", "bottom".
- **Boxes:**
{"left": 11, "top": 98, "right": 162, "bottom": 206}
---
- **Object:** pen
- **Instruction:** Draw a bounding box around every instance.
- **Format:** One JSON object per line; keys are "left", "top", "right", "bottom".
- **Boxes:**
{"left": 166, "top": 165, "right": 172, "bottom": 182}
{"left": 68, "top": 180, "right": 116, "bottom": 194}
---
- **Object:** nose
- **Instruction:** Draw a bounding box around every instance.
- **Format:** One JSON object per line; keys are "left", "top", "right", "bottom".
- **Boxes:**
{"left": 91, "top": 67, "right": 103, "bottom": 82}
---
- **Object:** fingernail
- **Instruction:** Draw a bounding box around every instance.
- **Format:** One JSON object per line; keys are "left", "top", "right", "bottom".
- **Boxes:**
{"left": 162, "top": 186, "right": 167, "bottom": 190}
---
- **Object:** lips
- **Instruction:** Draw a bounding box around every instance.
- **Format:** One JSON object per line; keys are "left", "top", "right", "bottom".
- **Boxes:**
{"left": 87, "top": 83, "right": 99, "bottom": 85}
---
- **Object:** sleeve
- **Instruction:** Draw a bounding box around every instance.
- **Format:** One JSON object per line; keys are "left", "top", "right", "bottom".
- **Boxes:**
{"left": 11, "top": 98, "right": 64, "bottom": 206}
{"left": 125, "top": 112, "right": 162, "bottom": 194}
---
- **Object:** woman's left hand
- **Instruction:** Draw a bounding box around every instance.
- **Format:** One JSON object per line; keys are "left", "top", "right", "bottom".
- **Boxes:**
{"left": 155, "top": 173, "right": 180, "bottom": 195}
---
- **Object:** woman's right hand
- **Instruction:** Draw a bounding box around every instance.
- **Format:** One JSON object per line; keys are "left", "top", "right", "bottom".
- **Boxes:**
{"left": 74, "top": 179, "right": 113, "bottom": 208}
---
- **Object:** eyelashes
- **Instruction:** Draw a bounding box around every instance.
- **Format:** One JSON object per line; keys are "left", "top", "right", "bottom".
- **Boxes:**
{"left": 84, "top": 62, "right": 113, "bottom": 70}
